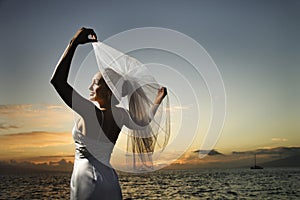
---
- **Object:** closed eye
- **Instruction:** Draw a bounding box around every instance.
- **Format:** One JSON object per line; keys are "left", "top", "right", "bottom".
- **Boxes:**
{"left": 94, "top": 79, "right": 101, "bottom": 86}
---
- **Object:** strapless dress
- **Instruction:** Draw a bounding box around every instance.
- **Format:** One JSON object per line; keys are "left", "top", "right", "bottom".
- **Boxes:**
{"left": 70, "top": 124, "right": 122, "bottom": 200}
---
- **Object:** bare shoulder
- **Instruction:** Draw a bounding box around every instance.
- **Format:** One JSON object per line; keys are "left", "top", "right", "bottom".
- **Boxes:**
{"left": 76, "top": 117, "right": 85, "bottom": 134}
{"left": 112, "top": 106, "right": 127, "bottom": 127}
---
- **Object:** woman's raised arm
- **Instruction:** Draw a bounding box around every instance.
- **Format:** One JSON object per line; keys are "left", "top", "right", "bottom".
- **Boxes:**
{"left": 50, "top": 28, "right": 97, "bottom": 117}
{"left": 122, "top": 87, "right": 168, "bottom": 129}
{"left": 152, "top": 87, "right": 168, "bottom": 115}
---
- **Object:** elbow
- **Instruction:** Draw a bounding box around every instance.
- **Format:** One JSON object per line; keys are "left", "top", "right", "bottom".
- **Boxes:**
{"left": 134, "top": 118, "right": 150, "bottom": 127}
{"left": 50, "top": 77, "right": 58, "bottom": 87}
{"left": 50, "top": 77, "right": 64, "bottom": 89}
{"left": 50, "top": 78, "right": 55, "bottom": 85}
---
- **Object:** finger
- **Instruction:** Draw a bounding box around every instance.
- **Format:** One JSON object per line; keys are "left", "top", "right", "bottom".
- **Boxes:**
{"left": 88, "top": 34, "right": 96, "bottom": 39}
{"left": 87, "top": 33, "right": 97, "bottom": 42}
{"left": 86, "top": 28, "right": 96, "bottom": 36}
{"left": 88, "top": 39, "right": 98, "bottom": 43}
{"left": 87, "top": 29, "right": 97, "bottom": 41}
{"left": 92, "top": 33, "right": 97, "bottom": 41}
{"left": 91, "top": 30, "right": 97, "bottom": 41}
{"left": 91, "top": 29, "right": 97, "bottom": 37}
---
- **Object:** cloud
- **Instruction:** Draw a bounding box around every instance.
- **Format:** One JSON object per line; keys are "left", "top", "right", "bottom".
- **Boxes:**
{"left": 0, "top": 104, "right": 33, "bottom": 115}
{"left": 232, "top": 147, "right": 300, "bottom": 156}
{"left": 10, "top": 154, "right": 75, "bottom": 165}
{"left": 28, "top": 155, "right": 74, "bottom": 163}
{"left": 38, "top": 155, "right": 74, "bottom": 159}
{"left": 172, "top": 106, "right": 190, "bottom": 110}
{"left": 171, "top": 149, "right": 225, "bottom": 166}
{"left": 0, "top": 104, "right": 73, "bottom": 134}
{"left": 193, "top": 149, "right": 224, "bottom": 156}
{"left": 0, "top": 159, "right": 73, "bottom": 173}
{"left": 46, "top": 105, "right": 65, "bottom": 110}
{"left": 167, "top": 146, "right": 300, "bottom": 169}
{"left": 271, "top": 138, "right": 288, "bottom": 142}
{"left": 0, "top": 123, "right": 19, "bottom": 130}
{"left": 0, "top": 131, "right": 74, "bottom": 160}
{"left": 0, "top": 131, "right": 73, "bottom": 149}
{"left": 49, "top": 159, "right": 72, "bottom": 166}
{"left": 166, "top": 105, "right": 191, "bottom": 112}
{"left": 0, "top": 104, "right": 76, "bottom": 161}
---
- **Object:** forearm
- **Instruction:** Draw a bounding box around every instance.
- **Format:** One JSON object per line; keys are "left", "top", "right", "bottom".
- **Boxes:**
{"left": 50, "top": 40, "right": 78, "bottom": 85}
{"left": 143, "top": 91, "right": 165, "bottom": 124}
{"left": 150, "top": 95, "right": 163, "bottom": 117}
{"left": 149, "top": 103, "right": 160, "bottom": 121}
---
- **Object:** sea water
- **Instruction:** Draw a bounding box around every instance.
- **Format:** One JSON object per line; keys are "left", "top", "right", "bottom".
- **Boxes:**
{"left": 0, "top": 168, "right": 299, "bottom": 199}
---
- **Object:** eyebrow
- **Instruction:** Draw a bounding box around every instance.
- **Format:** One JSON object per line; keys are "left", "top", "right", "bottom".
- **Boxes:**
{"left": 93, "top": 78, "right": 104, "bottom": 84}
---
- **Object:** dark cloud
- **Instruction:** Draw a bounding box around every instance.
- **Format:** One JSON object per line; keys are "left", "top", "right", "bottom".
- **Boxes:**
{"left": 49, "top": 159, "right": 72, "bottom": 166}
{"left": 0, "top": 123, "right": 19, "bottom": 130}
{"left": 232, "top": 147, "right": 300, "bottom": 156}
{"left": 0, "top": 130, "right": 72, "bottom": 149}
{"left": 0, "top": 159, "right": 73, "bottom": 174}
{"left": 193, "top": 149, "right": 224, "bottom": 156}
{"left": 39, "top": 155, "right": 74, "bottom": 158}
{"left": 168, "top": 146, "right": 300, "bottom": 169}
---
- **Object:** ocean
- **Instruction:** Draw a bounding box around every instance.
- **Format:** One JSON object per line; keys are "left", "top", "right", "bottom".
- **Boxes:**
{"left": 0, "top": 168, "right": 299, "bottom": 199}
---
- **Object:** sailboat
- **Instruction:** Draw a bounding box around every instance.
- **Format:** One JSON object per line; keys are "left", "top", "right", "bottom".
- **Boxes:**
{"left": 250, "top": 153, "right": 263, "bottom": 169}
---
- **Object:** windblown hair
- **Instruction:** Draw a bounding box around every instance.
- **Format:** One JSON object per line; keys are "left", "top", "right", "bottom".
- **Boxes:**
{"left": 93, "top": 42, "right": 170, "bottom": 172}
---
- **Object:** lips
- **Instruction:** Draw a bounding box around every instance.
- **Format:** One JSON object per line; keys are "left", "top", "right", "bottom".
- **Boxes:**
{"left": 90, "top": 92, "right": 95, "bottom": 96}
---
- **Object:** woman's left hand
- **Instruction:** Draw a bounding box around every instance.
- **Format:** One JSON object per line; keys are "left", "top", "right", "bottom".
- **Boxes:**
{"left": 71, "top": 27, "right": 97, "bottom": 46}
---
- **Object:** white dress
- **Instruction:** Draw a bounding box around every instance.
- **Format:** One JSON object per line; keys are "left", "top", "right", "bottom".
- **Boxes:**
{"left": 70, "top": 123, "right": 122, "bottom": 200}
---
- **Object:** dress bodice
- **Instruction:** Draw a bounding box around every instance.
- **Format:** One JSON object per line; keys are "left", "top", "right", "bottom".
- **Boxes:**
{"left": 72, "top": 124, "right": 114, "bottom": 167}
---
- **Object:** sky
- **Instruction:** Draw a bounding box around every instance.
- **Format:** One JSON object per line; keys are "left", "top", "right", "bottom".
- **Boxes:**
{"left": 0, "top": 0, "right": 299, "bottom": 168}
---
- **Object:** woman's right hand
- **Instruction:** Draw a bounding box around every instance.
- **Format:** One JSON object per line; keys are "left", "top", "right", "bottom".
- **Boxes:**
{"left": 71, "top": 27, "right": 97, "bottom": 46}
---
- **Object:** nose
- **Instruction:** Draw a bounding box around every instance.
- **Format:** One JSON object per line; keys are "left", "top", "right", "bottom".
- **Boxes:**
{"left": 88, "top": 82, "right": 93, "bottom": 91}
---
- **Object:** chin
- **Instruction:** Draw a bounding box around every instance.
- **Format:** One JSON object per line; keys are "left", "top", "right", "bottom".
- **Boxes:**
{"left": 89, "top": 97, "right": 96, "bottom": 101}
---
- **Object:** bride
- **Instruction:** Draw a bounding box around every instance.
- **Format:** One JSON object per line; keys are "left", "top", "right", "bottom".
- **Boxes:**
{"left": 50, "top": 27, "right": 168, "bottom": 199}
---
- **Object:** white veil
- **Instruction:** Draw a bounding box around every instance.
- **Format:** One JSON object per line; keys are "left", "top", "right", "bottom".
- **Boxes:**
{"left": 92, "top": 42, "right": 170, "bottom": 171}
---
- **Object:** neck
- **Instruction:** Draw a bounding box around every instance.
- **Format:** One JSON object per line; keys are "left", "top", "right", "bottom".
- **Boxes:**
{"left": 97, "top": 99, "right": 111, "bottom": 111}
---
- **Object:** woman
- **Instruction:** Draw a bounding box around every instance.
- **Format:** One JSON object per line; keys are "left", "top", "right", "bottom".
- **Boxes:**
{"left": 50, "top": 28, "right": 167, "bottom": 199}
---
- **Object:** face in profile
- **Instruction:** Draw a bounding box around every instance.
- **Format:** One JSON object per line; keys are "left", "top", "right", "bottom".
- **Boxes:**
{"left": 89, "top": 72, "right": 111, "bottom": 102}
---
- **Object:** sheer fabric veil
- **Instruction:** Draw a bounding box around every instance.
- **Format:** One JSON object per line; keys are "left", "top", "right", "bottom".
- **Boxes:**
{"left": 92, "top": 42, "right": 170, "bottom": 172}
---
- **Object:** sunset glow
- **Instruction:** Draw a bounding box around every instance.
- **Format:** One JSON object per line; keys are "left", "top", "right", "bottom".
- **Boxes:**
{"left": 0, "top": 0, "right": 299, "bottom": 172}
